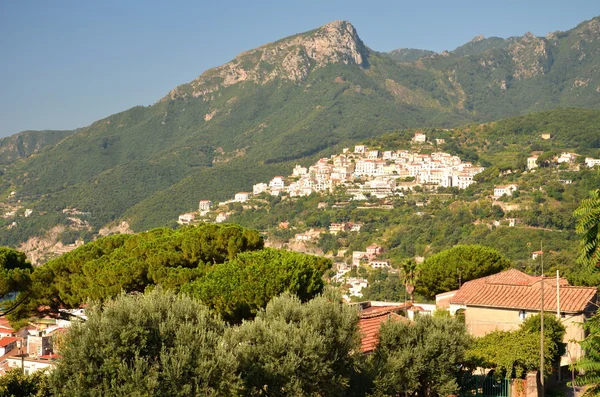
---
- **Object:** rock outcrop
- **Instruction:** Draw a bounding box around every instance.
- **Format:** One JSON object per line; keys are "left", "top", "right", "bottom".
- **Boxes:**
{"left": 164, "top": 21, "right": 368, "bottom": 101}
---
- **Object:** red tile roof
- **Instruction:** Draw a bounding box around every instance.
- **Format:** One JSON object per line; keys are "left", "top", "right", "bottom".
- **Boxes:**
{"left": 450, "top": 269, "right": 596, "bottom": 313}
{"left": 358, "top": 312, "right": 410, "bottom": 353}
{"left": 0, "top": 337, "right": 20, "bottom": 348}
{"left": 360, "top": 305, "right": 408, "bottom": 318}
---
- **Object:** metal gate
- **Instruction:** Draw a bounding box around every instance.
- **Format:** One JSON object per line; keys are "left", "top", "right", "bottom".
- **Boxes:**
{"left": 459, "top": 375, "right": 510, "bottom": 397}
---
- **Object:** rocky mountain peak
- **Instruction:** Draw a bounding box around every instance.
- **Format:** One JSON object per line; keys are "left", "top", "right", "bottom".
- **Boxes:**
{"left": 574, "top": 16, "right": 600, "bottom": 42}
{"left": 521, "top": 31, "right": 537, "bottom": 41}
{"left": 470, "top": 34, "right": 485, "bottom": 43}
{"left": 164, "top": 20, "right": 368, "bottom": 101}
{"left": 509, "top": 32, "right": 550, "bottom": 79}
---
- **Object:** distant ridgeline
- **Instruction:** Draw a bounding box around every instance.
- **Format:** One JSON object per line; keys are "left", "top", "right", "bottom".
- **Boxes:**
{"left": 0, "top": 16, "right": 600, "bottom": 249}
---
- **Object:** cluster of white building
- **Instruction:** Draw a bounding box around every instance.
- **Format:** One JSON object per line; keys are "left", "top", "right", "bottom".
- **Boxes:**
{"left": 250, "top": 143, "right": 483, "bottom": 201}
{"left": 181, "top": 139, "right": 484, "bottom": 223}
{"left": 527, "top": 152, "right": 600, "bottom": 170}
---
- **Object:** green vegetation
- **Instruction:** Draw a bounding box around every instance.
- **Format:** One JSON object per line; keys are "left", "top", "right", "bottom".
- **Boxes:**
{"left": 7, "top": 224, "right": 330, "bottom": 327}
{"left": 574, "top": 180, "right": 600, "bottom": 268}
{"left": 51, "top": 288, "right": 241, "bottom": 396}
{"left": 45, "top": 288, "right": 363, "bottom": 397}
{"left": 417, "top": 245, "right": 511, "bottom": 299}
{"left": 2, "top": 16, "right": 600, "bottom": 248}
{"left": 467, "top": 314, "right": 566, "bottom": 379}
{"left": 371, "top": 315, "right": 472, "bottom": 397}
{"left": 0, "top": 367, "right": 50, "bottom": 397}
{"left": 0, "top": 129, "right": 76, "bottom": 165}
{"left": 14, "top": 287, "right": 477, "bottom": 397}
{"left": 570, "top": 313, "right": 600, "bottom": 396}
{"left": 570, "top": 174, "right": 600, "bottom": 396}
{"left": 182, "top": 248, "right": 330, "bottom": 323}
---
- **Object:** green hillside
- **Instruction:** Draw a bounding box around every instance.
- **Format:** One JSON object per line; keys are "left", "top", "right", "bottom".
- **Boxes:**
{"left": 1, "top": 18, "right": 600, "bottom": 248}
{"left": 0, "top": 129, "right": 76, "bottom": 165}
{"left": 385, "top": 48, "right": 435, "bottom": 62}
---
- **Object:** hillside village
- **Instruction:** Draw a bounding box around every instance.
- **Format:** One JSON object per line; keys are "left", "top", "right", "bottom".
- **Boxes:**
{"left": 173, "top": 134, "right": 600, "bottom": 300}
{"left": 178, "top": 132, "right": 485, "bottom": 225}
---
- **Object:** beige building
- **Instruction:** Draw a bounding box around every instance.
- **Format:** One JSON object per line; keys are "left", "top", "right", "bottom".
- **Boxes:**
{"left": 437, "top": 269, "right": 597, "bottom": 367}
{"left": 6, "top": 355, "right": 57, "bottom": 375}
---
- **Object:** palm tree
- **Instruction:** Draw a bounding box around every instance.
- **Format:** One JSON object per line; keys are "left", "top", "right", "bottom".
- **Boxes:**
{"left": 399, "top": 258, "right": 419, "bottom": 303}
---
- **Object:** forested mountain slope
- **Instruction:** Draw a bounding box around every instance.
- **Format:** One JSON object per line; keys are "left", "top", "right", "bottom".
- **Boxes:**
{"left": 1, "top": 17, "right": 599, "bottom": 248}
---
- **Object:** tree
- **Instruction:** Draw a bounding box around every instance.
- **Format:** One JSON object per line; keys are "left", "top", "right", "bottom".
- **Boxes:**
{"left": 467, "top": 314, "right": 565, "bottom": 379}
{"left": 8, "top": 224, "right": 264, "bottom": 326}
{"left": 226, "top": 292, "right": 362, "bottom": 396}
{"left": 182, "top": 249, "right": 330, "bottom": 323}
{"left": 398, "top": 258, "right": 419, "bottom": 303}
{"left": 574, "top": 186, "right": 600, "bottom": 268}
{"left": 416, "top": 245, "right": 511, "bottom": 299}
{"left": 0, "top": 247, "right": 33, "bottom": 319}
{"left": 570, "top": 314, "right": 600, "bottom": 396}
{"left": 370, "top": 315, "right": 472, "bottom": 397}
{"left": 49, "top": 288, "right": 242, "bottom": 396}
{"left": 0, "top": 368, "right": 50, "bottom": 397}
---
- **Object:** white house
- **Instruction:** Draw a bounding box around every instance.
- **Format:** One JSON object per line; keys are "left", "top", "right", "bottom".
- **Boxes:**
{"left": 234, "top": 192, "right": 251, "bottom": 203}
{"left": 177, "top": 213, "right": 196, "bottom": 225}
{"left": 198, "top": 200, "right": 212, "bottom": 211}
{"left": 531, "top": 250, "right": 543, "bottom": 260}
{"left": 6, "top": 355, "right": 57, "bottom": 375}
{"left": 558, "top": 152, "right": 577, "bottom": 164}
{"left": 585, "top": 158, "right": 600, "bottom": 168}
{"left": 527, "top": 156, "right": 538, "bottom": 170}
{"left": 215, "top": 213, "right": 230, "bottom": 223}
{"left": 0, "top": 337, "right": 19, "bottom": 356}
{"left": 369, "top": 260, "right": 390, "bottom": 269}
{"left": 292, "top": 165, "right": 308, "bottom": 177}
{"left": 252, "top": 183, "right": 268, "bottom": 195}
{"left": 412, "top": 133, "right": 427, "bottom": 143}
{"left": 269, "top": 176, "right": 285, "bottom": 191}
{"left": 493, "top": 184, "right": 518, "bottom": 198}
{"left": 354, "top": 145, "right": 367, "bottom": 154}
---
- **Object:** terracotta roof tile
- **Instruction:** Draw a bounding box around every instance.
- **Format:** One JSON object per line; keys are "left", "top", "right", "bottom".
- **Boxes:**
{"left": 358, "top": 312, "right": 410, "bottom": 353}
{"left": 450, "top": 269, "right": 597, "bottom": 313}
{"left": 360, "top": 305, "right": 408, "bottom": 318}
{"left": 0, "top": 337, "right": 20, "bottom": 348}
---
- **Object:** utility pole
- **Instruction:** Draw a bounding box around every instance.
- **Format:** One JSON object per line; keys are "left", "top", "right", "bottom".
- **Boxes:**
{"left": 540, "top": 241, "right": 545, "bottom": 395}
{"left": 557, "top": 269, "right": 561, "bottom": 382}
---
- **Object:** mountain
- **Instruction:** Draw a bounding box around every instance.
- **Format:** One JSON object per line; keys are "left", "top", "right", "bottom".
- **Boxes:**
{"left": 0, "top": 129, "right": 76, "bottom": 165}
{"left": 1, "top": 17, "right": 600, "bottom": 252}
{"left": 385, "top": 48, "right": 435, "bottom": 62}
{"left": 450, "top": 35, "right": 514, "bottom": 57}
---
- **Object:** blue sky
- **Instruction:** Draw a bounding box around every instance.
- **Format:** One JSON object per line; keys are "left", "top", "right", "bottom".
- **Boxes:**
{"left": 0, "top": 0, "right": 598, "bottom": 137}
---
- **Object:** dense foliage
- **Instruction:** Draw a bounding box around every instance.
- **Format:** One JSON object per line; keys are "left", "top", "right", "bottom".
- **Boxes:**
{"left": 45, "top": 289, "right": 363, "bottom": 397}
{"left": 183, "top": 248, "right": 330, "bottom": 323}
{"left": 7, "top": 224, "right": 331, "bottom": 326}
{"left": 226, "top": 292, "right": 361, "bottom": 396}
{"left": 12, "top": 287, "right": 478, "bottom": 397}
{"left": 50, "top": 288, "right": 241, "bottom": 396}
{"left": 416, "top": 245, "right": 511, "bottom": 299}
{"left": 571, "top": 313, "right": 600, "bottom": 396}
{"left": 370, "top": 315, "right": 472, "bottom": 397}
{"left": 467, "top": 314, "right": 565, "bottom": 379}
{"left": 0, "top": 368, "right": 50, "bottom": 397}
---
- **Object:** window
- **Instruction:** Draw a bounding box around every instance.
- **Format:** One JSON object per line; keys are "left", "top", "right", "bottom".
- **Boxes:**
{"left": 519, "top": 310, "right": 527, "bottom": 320}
